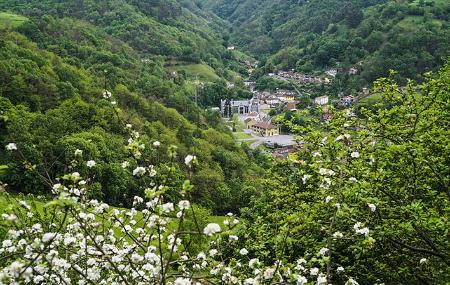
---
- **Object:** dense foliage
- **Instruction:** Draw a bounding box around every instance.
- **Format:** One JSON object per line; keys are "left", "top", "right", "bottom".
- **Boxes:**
{"left": 241, "top": 63, "right": 450, "bottom": 283}
{"left": 1, "top": 1, "right": 449, "bottom": 284}
{"left": 0, "top": 6, "right": 263, "bottom": 215}
{"left": 200, "top": 0, "right": 449, "bottom": 90}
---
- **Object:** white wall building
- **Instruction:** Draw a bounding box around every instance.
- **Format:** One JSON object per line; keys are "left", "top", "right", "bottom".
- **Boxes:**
{"left": 314, "top": 96, "right": 329, "bottom": 106}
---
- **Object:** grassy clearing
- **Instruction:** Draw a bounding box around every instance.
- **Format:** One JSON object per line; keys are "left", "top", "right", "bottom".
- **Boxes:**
{"left": 240, "top": 139, "right": 258, "bottom": 147}
{"left": 167, "top": 63, "right": 219, "bottom": 82}
{"left": 233, "top": 132, "right": 252, "bottom": 140}
{"left": 0, "top": 12, "right": 28, "bottom": 29}
{"left": 358, "top": 93, "right": 383, "bottom": 105}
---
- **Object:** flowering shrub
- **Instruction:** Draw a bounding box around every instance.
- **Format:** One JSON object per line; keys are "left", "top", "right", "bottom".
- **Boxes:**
{"left": 1, "top": 63, "right": 449, "bottom": 284}
{"left": 0, "top": 91, "right": 359, "bottom": 285}
{"left": 0, "top": 142, "right": 355, "bottom": 285}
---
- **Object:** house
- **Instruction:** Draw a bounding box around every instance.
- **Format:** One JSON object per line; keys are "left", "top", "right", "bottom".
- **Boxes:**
{"left": 286, "top": 101, "right": 298, "bottom": 111}
{"left": 226, "top": 82, "right": 235, "bottom": 89}
{"left": 348, "top": 67, "right": 358, "bottom": 75}
{"left": 341, "top": 95, "right": 354, "bottom": 107}
{"left": 273, "top": 146, "right": 298, "bottom": 159}
{"left": 314, "top": 96, "right": 329, "bottom": 106}
{"left": 362, "top": 88, "right": 370, "bottom": 96}
{"left": 251, "top": 122, "right": 280, "bottom": 137}
{"left": 244, "top": 118, "right": 257, "bottom": 129}
{"left": 326, "top": 69, "right": 338, "bottom": 77}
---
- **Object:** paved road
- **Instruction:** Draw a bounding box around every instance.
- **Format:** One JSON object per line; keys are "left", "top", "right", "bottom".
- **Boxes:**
{"left": 237, "top": 129, "right": 296, "bottom": 149}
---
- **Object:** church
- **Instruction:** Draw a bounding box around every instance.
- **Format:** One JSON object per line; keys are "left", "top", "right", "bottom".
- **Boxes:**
{"left": 220, "top": 97, "right": 260, "bottom": 117}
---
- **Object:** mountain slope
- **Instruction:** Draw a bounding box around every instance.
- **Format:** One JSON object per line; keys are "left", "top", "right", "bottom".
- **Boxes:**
{"left": 199, "top": 0, "right": 449, "bottom": 85}
{"left": 0, "top": 3, "right": 262, "bottom": 214}
{"left": 0, "top": 0, "right": 230, "bottom": 62}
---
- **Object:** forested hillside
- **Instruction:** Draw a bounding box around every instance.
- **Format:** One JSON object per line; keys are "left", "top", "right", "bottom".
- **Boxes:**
{"left": 0, "top": 0, "right": 230, "bottom": 61}
{"left": 199, "top": 0, "right": 449, "bottom": 86}
{"left": 0, "top": 1, "right": 449, "bottom": 284}
{"left": 0, "top": 1, "right": 263, "bottom": 215}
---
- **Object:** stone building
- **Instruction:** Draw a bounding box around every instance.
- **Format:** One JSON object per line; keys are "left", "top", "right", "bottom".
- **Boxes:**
{"left": 220, "top": 97, "right": 260, "bottom": 117}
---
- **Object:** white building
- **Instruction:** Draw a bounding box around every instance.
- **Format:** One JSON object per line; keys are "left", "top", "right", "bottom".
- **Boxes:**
{"left": 314, "top": 96, "right": 329, "bottom": 106}
{"left": 326, "top": 69, "right": 337, "bottom": 77}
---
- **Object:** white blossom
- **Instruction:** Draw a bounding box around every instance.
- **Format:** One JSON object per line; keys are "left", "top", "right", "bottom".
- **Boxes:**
{"left": 42, "top": 233, "right": 56, "bottom": 243}
{"left": 420, "top": 258, "right": 428, "bottom": 264}
{"left": 86, "top": 160, "right": 96, "bottom": 168}
{"left": 203, "top": 223, "right": 221, "bottom": 236}
{"left": 153, "top": 141, "right": 161, "bottom": 147}
{"left": 103, "top": 90, "right": 112, "bottom": 98}
{"left": 133, "top": 166, "right": 146, "bottom": 176}
{"left": 325, "top": 196, "right": 333, "bottom": 203}
{"left": 297, "top": 275, "right": 308, "bottom": 285}
{"left": 121, "top": 161, "right": 130, "bottom": 168}
{"left": 178, "top": 200, "right": 190, "bottom": 210}
{"left": 5, "top": 143, "right": 17, "bottom": 151}
{"left": 310, "top": 267, "right": 319, "bottom": 276}
{"left": 317, "top": 274, "right": 327, "bottom": 285}
{"left": 74, "top": 149, "right": 83, "bottom": 156}
{"left": 264, "top": 268, "right": 275, "bottom": 280}
{"left": 351, "top": 151, "right": 360, "bottom": 158}
{"left": 174, "top": 277, "right": 191, "bottom": 285}
{"left": 185, "top": 155, "right": 197, "bottom": 166}
{"left": 345, "top": 278, "right": 359, "bottom": 285}
{"left": 249, "top": 258, "right": 260, "bottom": 269}
{"left": 209, "top": 249, "right": 218, "bottom": 257}
{"left": 319, "top": 247, "right": 329, "bottom": 256}
{"left": 162, "top": 203, "right": 174, "bottom": 213}
{"left": 368, "top": 203, "right": 377, "bottom": 212}
{"left": 229, "top": 235, "right": 239, "bottom": 242}
{"left": 354, "top": 222, "right": 370, "bottom": 236}
{"left": 239, "top": 248, "right": 248, "bottom": 255}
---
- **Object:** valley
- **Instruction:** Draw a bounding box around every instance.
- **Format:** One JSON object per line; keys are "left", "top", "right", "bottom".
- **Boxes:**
{"left": 0, "top": 1, "right": 449, "bottom": 284}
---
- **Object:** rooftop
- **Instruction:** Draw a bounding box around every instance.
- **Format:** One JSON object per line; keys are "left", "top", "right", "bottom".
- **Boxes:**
{"left": 254, "top": 122, "right": 277, "bottom": 130}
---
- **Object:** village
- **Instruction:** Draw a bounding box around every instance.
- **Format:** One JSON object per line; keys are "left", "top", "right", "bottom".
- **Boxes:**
{"left": 220, "top": 66, "right": 368, "bottom": 159}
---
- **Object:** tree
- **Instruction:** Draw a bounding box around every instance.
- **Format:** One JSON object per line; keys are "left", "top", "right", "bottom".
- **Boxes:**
{"left": 243, "top": 63, "right": 450, "bottom": 283}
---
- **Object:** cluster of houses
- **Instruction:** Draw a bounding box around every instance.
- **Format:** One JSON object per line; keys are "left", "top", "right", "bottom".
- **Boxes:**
{"left": 243, "top": 112, "right": 280, "bottom": 137}
{"left": 258, "top": 89, "right": 298, "bottom": 110}
{"left": 326, "top": 62, "right": 363, "bottom": 77}
{"left": 269, "top": 71, "right": 331, "bottom": 85}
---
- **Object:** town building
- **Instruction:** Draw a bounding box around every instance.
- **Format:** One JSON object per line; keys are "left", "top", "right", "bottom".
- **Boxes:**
{"left": 273, "top": 145, "right": 299, "bottom": 159}
{"left": 251, "top": 122, "right": 280, "bottom": 137}
{"left": 348, "top": 67, "right": 358, "bottom": 75}
{"left": 341, "top": 95, "right": 354, "bottom": 107}
{"left": 286, "top": 101, "right": 298, "bottom": 111}
{"left": 314, "top": 96, "right": 329, "bottom": 106}
{"left": 220, "top": 97, "right": 260, "bottom": 117}
{"left": 244, "top": 118, "right": 258, "bottom": 129}
{"left": 326, "top": 69, "right": 338, "bottom": 77}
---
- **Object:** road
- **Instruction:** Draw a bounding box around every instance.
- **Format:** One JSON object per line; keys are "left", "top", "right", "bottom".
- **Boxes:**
{"left": 237, "top": 129, "right": 296, "bottom": 149}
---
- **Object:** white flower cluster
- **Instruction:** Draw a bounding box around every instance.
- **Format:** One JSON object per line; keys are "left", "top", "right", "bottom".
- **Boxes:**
{"left": 0, "top": 191, "right": 361, "bottom": 285}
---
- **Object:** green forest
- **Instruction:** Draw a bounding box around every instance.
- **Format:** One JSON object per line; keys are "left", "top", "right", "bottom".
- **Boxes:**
{"left": 0, "top": 0, "right": 449, "bottom": 284}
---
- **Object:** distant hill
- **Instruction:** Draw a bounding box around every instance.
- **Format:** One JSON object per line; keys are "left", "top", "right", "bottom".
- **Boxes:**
{"left": 199, "top": 0, "right": 449, "bottom": 86}
{"left": 0, "top": 0, "right": 230, "bottom": 63}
